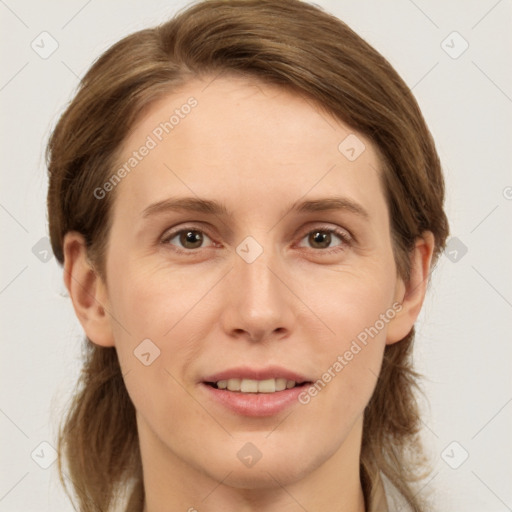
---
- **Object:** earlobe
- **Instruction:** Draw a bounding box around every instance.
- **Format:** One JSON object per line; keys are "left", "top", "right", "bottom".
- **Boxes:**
{"left": 386, "top": 231, "right": 435, "bottom": 345}
{"left": 63, "top": 231, "right": 115, "bottom": 347}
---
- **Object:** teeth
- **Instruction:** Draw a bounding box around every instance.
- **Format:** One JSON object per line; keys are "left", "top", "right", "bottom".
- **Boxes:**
{"left": 275, "top": 378, "right": 287, "bottom": 391}
{"left": 257, "top": 379, "right": 275, "bottom": 393}
{"left": 227, "top": 378, "right": 241, "bottom": 391}
{"left": 241, "top": 379, "right": 259, "bottom": 393}
{"left": 215, "top": 378, "right": 298, "bottom": 393}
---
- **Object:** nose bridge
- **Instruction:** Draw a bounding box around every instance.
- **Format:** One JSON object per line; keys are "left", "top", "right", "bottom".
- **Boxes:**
{"left": 224, "top": 235, "right": 293, "bottom": 340}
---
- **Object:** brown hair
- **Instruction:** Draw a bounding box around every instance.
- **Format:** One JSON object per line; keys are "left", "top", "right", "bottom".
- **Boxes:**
{"left": 46, "top": 1, "right": 449, "bottom": 510}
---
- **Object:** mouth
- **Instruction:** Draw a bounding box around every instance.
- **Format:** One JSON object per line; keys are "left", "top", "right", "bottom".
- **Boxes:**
{"left": 200, "top": 368, "right": 313, "bottom": 417}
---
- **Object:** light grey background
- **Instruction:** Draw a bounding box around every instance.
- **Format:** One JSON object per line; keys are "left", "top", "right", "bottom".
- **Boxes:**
{"left": 1, "top": 0, "right": 511, "bottom": 510}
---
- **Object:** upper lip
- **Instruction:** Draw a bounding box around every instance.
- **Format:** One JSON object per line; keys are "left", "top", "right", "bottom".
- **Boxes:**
{"left": 202, "top": 366, "right": 311, "bottom": 384}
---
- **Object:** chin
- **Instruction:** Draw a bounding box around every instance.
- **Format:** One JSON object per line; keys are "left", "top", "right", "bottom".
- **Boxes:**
{"left": 221, "top": 462, "right": 311, "bottom": 490}
{"left": 198, "top": 436, "right": 327, "bottom": 490}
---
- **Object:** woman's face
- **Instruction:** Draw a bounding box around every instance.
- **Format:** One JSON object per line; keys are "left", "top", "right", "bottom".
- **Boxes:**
{"left": 89, "top": 74, "right": 413, "bottom": 491}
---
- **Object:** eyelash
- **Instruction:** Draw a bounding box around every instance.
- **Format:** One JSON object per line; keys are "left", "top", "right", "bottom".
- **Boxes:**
{"left": 161, "top": 224, "right": 353, "bottom": 256}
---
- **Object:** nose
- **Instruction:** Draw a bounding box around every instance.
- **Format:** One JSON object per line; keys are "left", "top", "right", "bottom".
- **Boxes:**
{"left": 220, "top": 241, "right": 296, "bottom": 343}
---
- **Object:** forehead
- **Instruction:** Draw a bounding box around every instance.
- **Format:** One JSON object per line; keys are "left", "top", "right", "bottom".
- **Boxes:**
{"left": 110, "top": 74, "right": 388, "bottom": 226}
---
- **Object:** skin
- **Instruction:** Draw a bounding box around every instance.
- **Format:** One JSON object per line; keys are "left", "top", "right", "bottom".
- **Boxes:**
{"left": 63, "top": 74, "right": 434, "bottom": 512}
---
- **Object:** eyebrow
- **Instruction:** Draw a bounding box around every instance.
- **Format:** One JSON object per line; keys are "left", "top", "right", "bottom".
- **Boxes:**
{"left": 141, "top": 196, "right": 369, "bottom": 220}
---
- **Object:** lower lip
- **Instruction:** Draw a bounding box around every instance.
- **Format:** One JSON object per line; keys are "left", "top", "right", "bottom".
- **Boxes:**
{"left": 201, "top": 383, "right": 308, "bottom": 417}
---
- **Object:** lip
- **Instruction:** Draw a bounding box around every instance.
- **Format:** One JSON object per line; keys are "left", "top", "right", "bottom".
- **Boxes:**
{"left": 201, "top": 382, "right": 309, "bottom": 417}
{"left": 200, "top": 366, "right": 312, "bottom": 417}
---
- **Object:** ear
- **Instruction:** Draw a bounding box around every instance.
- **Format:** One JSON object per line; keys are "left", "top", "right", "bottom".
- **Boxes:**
{"left": 62, "top": 231, "right": 115, "bottom": 347}
{"left": 386, "top": 231, "right": 435, "bottom": 345}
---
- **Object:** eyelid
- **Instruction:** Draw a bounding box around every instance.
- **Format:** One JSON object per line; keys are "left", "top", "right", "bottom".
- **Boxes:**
{"left": 296, "top": 223, "right": 352, "bottom": 242}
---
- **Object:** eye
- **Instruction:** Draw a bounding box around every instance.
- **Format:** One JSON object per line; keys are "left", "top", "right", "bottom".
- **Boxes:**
{"left": 297, "top": 226, "right": 352, "bottom": 253}
{"left": 161, "top": 225, "right": 352, "bottom": 255}
{"left": 161, "top": 227, "right": 215, "bottom": 251}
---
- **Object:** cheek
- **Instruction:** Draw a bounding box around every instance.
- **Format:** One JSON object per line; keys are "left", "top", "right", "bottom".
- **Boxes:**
{"left": 300, "top": 257, "right": 397, "bottom": 344}
{"left": 106, "top": 261, "right": 223, "bottom": 382}
{"left": 107, "top": 267, "right": 214, "bottom": 434}
{"left": 107, "top": 259, "right": 200, "bottom": 336}
{"left": 295, "top": 264, "right": 397, "bottom": 417}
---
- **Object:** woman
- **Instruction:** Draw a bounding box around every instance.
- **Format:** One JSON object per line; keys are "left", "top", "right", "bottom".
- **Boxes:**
{"left": 46, "top": 0, "right": 449, "bottom": 510}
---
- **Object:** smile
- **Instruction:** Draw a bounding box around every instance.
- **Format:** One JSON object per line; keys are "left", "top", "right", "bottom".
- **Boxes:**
{"left": 201, "top": 367, "right": 313, "bottom": 416}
